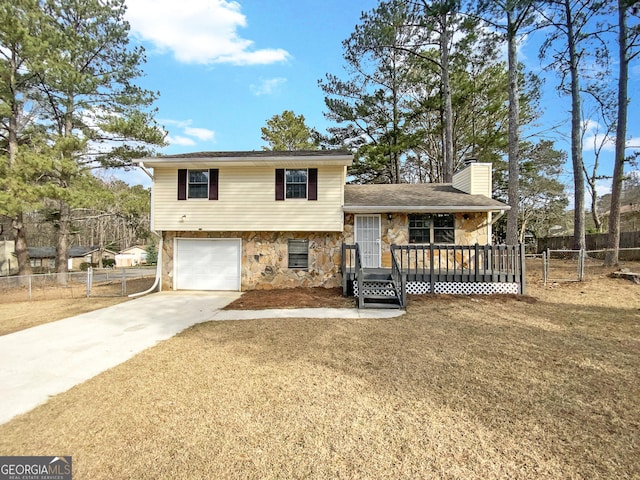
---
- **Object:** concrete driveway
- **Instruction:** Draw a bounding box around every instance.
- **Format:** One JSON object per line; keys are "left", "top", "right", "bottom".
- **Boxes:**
{"left": 0, "top": 291, "right": 241, "bottom": 425}
{"left": 0, "top": 291, "right": 404, "bottom": 425}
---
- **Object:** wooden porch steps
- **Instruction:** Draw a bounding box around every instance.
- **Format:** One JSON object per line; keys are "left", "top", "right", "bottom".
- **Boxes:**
{"left": 359, "top": 272, "right": 402, "bottom": 309}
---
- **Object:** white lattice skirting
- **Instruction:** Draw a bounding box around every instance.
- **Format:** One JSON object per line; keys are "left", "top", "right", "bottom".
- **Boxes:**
{"left": 353, "top": 280, "right": 519, "bottom": 296}
{"left": 354, "top": 282, "right": 397, "bottom": 297}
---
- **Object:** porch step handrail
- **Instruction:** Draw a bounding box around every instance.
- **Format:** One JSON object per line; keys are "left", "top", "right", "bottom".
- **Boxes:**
{"left": 390, "top": 248, "right": 406, "bottom": 308}
{"left": 353, "top": 243, "right": 364, "bottom": 308}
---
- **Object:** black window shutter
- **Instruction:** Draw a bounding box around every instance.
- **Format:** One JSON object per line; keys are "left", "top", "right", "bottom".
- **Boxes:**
{"left": 177, "top": 169, "right": 187, "bottom": 200}
{"left": 208, "top": 169, "right": 219, "bottom": 200}
{"left": 275, "top": 169, "right": 285, "bottom": 201}
{"left": 308, "top": 168, "right": 318, "bottom": 201}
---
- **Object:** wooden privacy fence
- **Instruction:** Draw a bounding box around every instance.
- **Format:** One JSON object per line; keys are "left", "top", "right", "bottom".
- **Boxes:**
{"left": 538, "top": 231, "right": 640, "bottom": 260}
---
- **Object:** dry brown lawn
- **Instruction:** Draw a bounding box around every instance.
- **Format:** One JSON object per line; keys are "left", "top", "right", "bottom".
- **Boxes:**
{"left": 0, "top": 263, "right": 638, "bottom": 479}
{"left": 0, "top": 297, "right": 132, "bottom": 336}
{"left": 0, "top": 277, "right": 155, "bottom": 336}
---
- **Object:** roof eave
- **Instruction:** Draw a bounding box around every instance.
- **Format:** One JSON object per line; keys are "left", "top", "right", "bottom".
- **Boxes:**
{"left": 343, "top": 205, "right": 510, "bottom": 213}
{"left": 136, "top": 154, "right": 353, "bottom": 168}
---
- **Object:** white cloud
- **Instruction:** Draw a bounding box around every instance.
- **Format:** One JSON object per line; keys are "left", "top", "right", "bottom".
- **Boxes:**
{"left": 582, "top": 119, "right": 602, "bottom": 135}
{"left": 595, "top": 178, "right": 611, "bottom": 198}
{"left": 161, "top": 119, "right": 216, "bottom": 147}
{"left": 250, "top": 77, "right": 287, "bottom": 96}
{"left": 582, "top": 119, "right": 615, "bottom": 152}
{"left": 184, "top": 127, "right": 216, "bottom": 141}
{"left": 582, "top": 121, "right": 640, "bottom": 154}
{"left": 167, "top": 135, "right": 197, "bottom": 146}
{"left": 125, "top": 0, "right": 290, "bottom": 65}
{"left": 626, "top": 137, "right": 640, "bottom": 149}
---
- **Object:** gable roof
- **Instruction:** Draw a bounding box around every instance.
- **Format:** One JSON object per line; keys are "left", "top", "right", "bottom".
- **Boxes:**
{"left": 137, "top": 150, "right": 353, "bottom": 168}
{"left": 28, "top": 246, "right": 116, "bottom": 258}
{"left": 604, "top": 203, "right": 640, "bottom": 216}
{"left": 344, "top": 183, "right": 509, "bottom": 213}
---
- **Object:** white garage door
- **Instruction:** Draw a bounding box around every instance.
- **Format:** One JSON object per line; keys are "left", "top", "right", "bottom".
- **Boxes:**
{"left": 175, "top": 239, "right": 241, "bottom": 291}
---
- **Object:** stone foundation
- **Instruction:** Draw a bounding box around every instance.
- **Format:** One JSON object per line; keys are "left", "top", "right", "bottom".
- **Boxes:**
{"left": 163, "top": 213, "right": 491, "bottom": 291}
{"left": 162, "top": 231, "right": 343, "bottom": 291}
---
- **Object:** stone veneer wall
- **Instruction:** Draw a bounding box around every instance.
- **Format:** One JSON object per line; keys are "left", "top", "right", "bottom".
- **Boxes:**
{"left": 163, "top": 213, "right": 490, "bottom": 291}
{"left": 162, "top": 231, "right": 343, "bottom": 291}
{"left": 344, "top": 212, "right": 490, "bottom": 268}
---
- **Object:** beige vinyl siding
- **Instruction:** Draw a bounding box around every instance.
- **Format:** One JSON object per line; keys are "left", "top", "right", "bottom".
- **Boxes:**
{"left": 452, "top": 163, "right": 492, "bottom": 197}
{"left": 153, "top": 166, "right": 346, "bottom": 232}
{"left": 452, "top": 167, "right": 472, "bottom": 194}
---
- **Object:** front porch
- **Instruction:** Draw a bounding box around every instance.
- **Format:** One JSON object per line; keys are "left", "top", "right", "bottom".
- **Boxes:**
{"left": 342, "top": 243, "right": 527, "bottom": 309}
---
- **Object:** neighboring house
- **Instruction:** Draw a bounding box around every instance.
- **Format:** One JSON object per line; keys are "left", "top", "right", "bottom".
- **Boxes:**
{"left": 603, "top": 203, "right": 640, "bottom": 232}
{"left": 0, "top": 240, "right": 18, "bottom": 276}
{"left": 137, "top": 150, "right": 513, "bottom": 297}
{"left": 29, "top": 246, "right": 117, "bottom": 271}
{"left": 115, "top": 245, "right": 148, "bottom": 267}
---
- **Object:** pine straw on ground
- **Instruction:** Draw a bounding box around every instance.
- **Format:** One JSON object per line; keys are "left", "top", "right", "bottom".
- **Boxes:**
{"left": 0, "top": 275, "right": 638, "bottom": 479}
{"left": 224, "top": 287, "right": 355, "bottom": 310}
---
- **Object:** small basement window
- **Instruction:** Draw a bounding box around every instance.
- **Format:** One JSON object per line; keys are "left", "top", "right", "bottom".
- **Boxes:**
{"left": 288, "top": 239, "right": 309, "bottom": 269}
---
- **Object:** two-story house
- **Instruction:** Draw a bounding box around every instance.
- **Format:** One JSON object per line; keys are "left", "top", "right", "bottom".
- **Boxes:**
{"left": 137, "top": 150, "right": 515, "bottom": 297}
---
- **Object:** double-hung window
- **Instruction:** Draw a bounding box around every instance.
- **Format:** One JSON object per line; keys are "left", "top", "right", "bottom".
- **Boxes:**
{"left": 286, "top": 169, "right": 307, "bottom": 199}
{"left": 409, "top": 214, "right": 455, "bottom": 244}
{"left": 275, "top": 168, "right": 317, "bottom": 201}
{"left": 177, "top": 169, "right": 219, "bottom": 200}
{"left": 288, "top": 239, "right": 309, "bottom": 269}
{"left": 188, "top": 170, "right": 209, "bottom": 199}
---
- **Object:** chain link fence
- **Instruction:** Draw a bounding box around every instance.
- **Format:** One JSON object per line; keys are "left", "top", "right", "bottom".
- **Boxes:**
{"left": 540, "top": 248, "right": 640, "bottom": 283}
{"left": 0, "top": 267, "right": 157, "bottom": 303}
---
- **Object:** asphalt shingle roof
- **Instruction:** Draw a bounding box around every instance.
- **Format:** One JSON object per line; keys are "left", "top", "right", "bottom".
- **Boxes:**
{"left": 28, "top": 246, "right": 100, "bottom": 259}
{"left": 155, "top": 150, "right": 352, "bottom": 159}
{"left": 344, "top": 183, "right": 509, "bottom": 211}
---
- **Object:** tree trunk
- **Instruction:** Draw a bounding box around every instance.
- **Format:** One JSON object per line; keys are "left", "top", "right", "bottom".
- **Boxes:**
{"left": 506, "top": 9, "right": 520, "bottom": 245}
{"left": 440, "top": 13, "right": 454, "bottom": 182}
{"left": 565, "top": 0, "right": 586, "bottom": 251}
{"left": 12, "top": 213, "right": 33, "bottom": 278}
{"left": 55, "top": 201, "right": 71, "bottom": 283}
{"left": 590, "top": 188, "right": 602, "bottom": 232}
{"left": 605, "top": 0, "right": 628, "bottom": 266}
{"left": 7, "top": 45, "right": 32, "bottom": 277}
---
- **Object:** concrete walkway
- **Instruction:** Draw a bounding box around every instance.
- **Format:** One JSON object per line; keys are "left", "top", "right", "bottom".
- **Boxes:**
{"left": 0, "top": 292, "right": 404, "bottom": 424}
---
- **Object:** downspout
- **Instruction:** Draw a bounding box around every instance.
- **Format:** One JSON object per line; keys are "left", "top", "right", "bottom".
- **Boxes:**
{"left": 129, "top": 161, "right": 162, "bottom": 298}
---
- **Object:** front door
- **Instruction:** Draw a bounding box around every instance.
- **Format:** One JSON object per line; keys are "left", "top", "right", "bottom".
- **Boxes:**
{"left": 355, "top": 214, "right": 381, "bottom": 268}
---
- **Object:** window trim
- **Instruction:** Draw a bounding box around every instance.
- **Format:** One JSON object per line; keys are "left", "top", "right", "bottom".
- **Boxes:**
{"left": 288, "top": 239, "right": 309, "bottom": 269}
{"left": 178, "top": 169, "right": 219, "bottom": 200}
{"left": 285, "top": 169, "right": 308, "bottom": 199}
{"left": 188, "top": 169, "right": 209, "bottom": 199}
{"left": 275, "top": 168, "right": 318, "bottom": 201}
{"left": 408, "top": 214, "right": 455, "bottom": 244}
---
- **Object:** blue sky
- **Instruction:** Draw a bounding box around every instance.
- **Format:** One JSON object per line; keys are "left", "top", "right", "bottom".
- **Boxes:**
{"left": 117, "top": 0, "right": 639, "bottom": 196}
